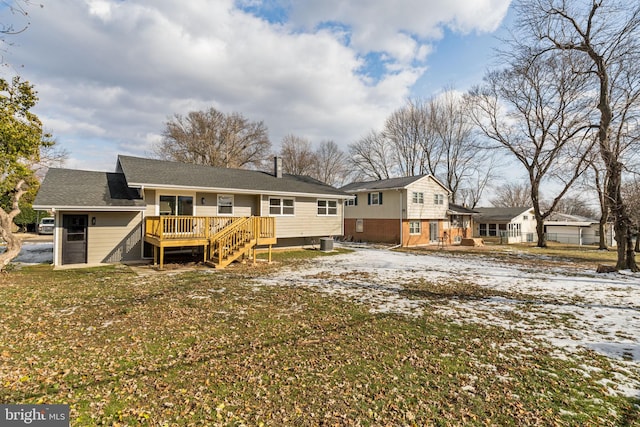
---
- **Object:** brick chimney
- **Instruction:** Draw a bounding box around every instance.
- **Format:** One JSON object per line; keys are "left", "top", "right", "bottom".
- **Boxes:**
{"left": 274, "top": 156, "right": 283, "bottom": 178}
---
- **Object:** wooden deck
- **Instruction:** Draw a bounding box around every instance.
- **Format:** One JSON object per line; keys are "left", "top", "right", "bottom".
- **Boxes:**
{"left": 144, "top": 216, "right": 276, "bottom": 269}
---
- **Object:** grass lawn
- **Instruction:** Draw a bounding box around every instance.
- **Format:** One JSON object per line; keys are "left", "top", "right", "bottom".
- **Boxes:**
{"left": 1, "top": 248, "right": 638, "bottom": 426}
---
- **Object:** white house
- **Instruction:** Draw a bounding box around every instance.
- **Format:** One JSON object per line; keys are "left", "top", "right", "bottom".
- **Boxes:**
{"left": 473, "top": 207, "right": 537, "bottom": 243}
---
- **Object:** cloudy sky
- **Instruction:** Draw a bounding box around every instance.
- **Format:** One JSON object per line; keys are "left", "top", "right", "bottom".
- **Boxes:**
{"left": 2, "top": 0, "right": 512, "bottom": 172}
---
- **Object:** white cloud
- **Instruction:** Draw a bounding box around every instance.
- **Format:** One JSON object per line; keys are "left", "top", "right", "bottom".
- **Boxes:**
{"left": 288, "top": 0, "right": 511, "bottom": 62}
{"left": 3, "top": 0, "right": 511, "bottom": 171}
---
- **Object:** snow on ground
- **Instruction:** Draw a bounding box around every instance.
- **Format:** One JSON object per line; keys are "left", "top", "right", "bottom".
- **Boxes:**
{"left": 255, "top": 243, "right": 640, "bottom": 398}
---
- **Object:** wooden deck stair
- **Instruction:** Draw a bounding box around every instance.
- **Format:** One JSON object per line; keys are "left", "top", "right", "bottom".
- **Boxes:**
{"left": 144, "top": 215, "right": 276, "bottom": 269}
{"left": 207, "top": 217, "right": 257, "bottom": 268}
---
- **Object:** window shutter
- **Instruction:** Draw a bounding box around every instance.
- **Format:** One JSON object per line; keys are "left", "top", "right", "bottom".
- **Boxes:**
{"left": 367, "top": 193, "right": 371, "bottom": 205}
{"left": 355, "top": 195, "right": 358, "bottom": 206}
{"left": 379, "top": 192, "right": 383, "bottom": 204}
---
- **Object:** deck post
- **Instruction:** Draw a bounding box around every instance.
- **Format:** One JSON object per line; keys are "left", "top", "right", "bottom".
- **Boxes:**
{"left": 268, "top": 245, "right": 272, "bottom": 263}
{"left": 159, "top": 245, "right": 164, "bottom": 270}
{"left": 153, "top": 245, "right": 157, "bottom": 266}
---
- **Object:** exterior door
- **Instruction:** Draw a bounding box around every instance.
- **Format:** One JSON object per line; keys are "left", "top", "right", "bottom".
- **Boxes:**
{"left": 62, "top": 215, "right": 88, "bottom": 264}
{"left": 429, "top": 221, "right": 439, "bottom": 243}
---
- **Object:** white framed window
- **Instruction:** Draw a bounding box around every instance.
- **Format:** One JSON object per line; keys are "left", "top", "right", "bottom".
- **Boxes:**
{"left": 217, "top": 194, "right": 234, "bottom": 215}
{"left": 269, "top": 197, "right": 294, "bottom": 216}
{"left": 356, "top": 219, "right": 364, "bottom": 233}
{"left": 409, "top": 220, "right": 421, "bottom": 235}
{"left": 318, "top": 199, "right": 338, "bottom": 216}
{"left": 523, "top": 215, "right": 528, "bottom": 220}
{"left": 345, "top": 196, "right": 356, "bottom": 206}
{"left": 433, "top": 194, "right": 444, "bottom": 205}
{"left": 412, "top": 192, "right": 424, "bottom": 204}
{"left": 369, "top": 192, "right": 382, "bottom": 205}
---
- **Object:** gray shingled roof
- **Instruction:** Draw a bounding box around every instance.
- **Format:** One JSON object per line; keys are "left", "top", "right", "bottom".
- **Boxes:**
{"left": 448, "top": 203, "right": 478, "bottom": 215}
{"left": 33, "top": 168, "right": 146, "bottom": 210}
{"left": 545, "top": 212, "right": 598, "bottom": 223}
{"left": 118, "top": 155, "right": 348, "bottom": 197}
{"left": 473, "top": 207, "right": 533, "bottom": 222}
{"left": 340, "top": 175, "right": 431, "bottom": 192}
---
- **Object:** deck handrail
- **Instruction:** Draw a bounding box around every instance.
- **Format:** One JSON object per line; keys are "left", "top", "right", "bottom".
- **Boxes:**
{"left": 145, "top": 216, "right": 250, "bottom": 240}
{"left": 209, "top": 217, "right": 257, "bottom": 263}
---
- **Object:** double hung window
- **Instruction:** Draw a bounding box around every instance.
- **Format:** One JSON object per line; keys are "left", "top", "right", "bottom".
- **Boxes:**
{"left": 269, "top": 198, "right": 294, "bottom": 215}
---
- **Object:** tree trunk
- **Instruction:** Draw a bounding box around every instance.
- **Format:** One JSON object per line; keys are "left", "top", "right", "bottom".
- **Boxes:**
{"left": 535, "top": 213, "right": 546, "bottom": 247}
{"left": 606, "top": 161, "right": 638, "bottom": 271}
{"left": 598, "top": 215, "right": 608, "bottom": 250}
{"left": 0, "top": 216, "right": 22, "bottom": 270}
{"left": 626, "top": 227, "right": 638, "bottom": 270}
{"left": 0, "top": 179, "right": 27, "bottom": 271}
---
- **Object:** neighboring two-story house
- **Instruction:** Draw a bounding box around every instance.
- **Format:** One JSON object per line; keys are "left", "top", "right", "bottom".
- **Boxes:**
{"left": 33, "top": 155, "right": 350, "bottom": 268}
{"left": 340, "top": 175, "right": 473, "bottom": 247}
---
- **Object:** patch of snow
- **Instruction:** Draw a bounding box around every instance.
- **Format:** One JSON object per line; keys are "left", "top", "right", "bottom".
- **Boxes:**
{"left": 254, "top": 244, "right": 640, "bottom": 398}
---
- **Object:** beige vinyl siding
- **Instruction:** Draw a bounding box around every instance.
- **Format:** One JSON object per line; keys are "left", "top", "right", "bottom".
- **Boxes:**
{"left": 89, "top": 211, "right": 143, "bottom": 263}
{"left": 344, "top": 190, "right": 402, "bottom": 219}
{"left": 406, "top": 179, "right": 449, "bottom": 220}
{"left": 54, "top": 211, "right": 143, "bottom": 265}
{"left": 196, "top": 192, "right": 258, "bottom": 217}
{"left": 143, "top": 189, "right": 156, "bottom": 217}
{"left": 344, "top": 176, "right": 450, "bottom": 221}
{"left": 261, "top": 195, "right": 343, "bottom": 238}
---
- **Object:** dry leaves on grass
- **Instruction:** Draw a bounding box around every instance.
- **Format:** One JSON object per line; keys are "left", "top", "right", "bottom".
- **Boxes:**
{"left": 0, "top": 260, "right": 637, "bottom": 426}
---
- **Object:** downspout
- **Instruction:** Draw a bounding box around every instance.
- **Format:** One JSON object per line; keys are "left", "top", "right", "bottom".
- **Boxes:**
{"left": 389, "top": 189, "right": 404, "bottom": 249}
{"left": 52, "top": 208, "right": 58, "bottom": 267}
{"left": 140, "top": 186, "right": 146, "bottom": 260}
{"left": 399, "top": 189, "right": 403, "bottom": 247}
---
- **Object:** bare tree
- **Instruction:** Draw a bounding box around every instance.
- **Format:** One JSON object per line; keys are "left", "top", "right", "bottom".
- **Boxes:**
{"left": 516, "top": 0, "right": 640, "bottom": 269}
{"left": 490, "top": 182, "right": 533, "bottom": 208}
{"left": 312, "top": 140, "right": 349, "bottom": 187}
{"left": 371, "top": 94, "right": 495, "bottom": 203}
{"left": 383, "top": 98, "right": 435, "bottom": 176}
{"left": 545, "top": 194, "right": 597, "bottom": 218}
{"left": 431, "top": 91, "right": 495, "bottom": 204}
{"left": 349, "top": 130, "right": 395, "bottom": 180}
{"left": 156, "top": 108, "right": 272, "bottom": 170}
{"left": 469, "top": 52, "right": 594, "bottom": 247}
{"left": 1, "top": 1, "right": 42, "bottom": 63}
{"left": 457, "top": 166, "right": 495, "bottom": 209}
{"left": 280, "top": 134, "right": 316, "bottom": 176}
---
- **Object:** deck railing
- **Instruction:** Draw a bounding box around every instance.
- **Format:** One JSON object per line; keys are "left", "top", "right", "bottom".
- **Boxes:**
{"left": 144, "top": 216, "right": 274, "bottom": 242}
